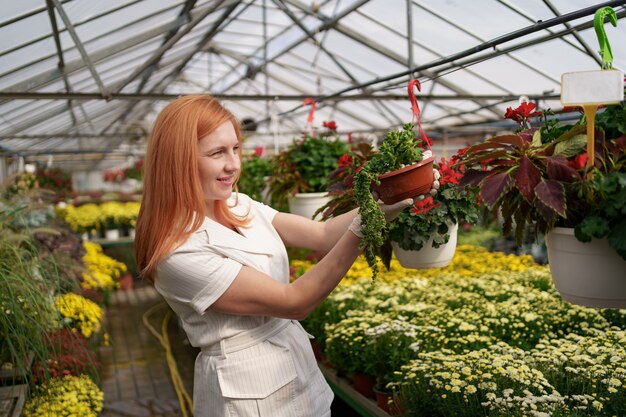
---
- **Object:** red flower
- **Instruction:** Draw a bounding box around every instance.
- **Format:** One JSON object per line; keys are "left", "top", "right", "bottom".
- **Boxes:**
{"left": 567, "top": 153, "right": 588, "bottom": 170}
{"left": 254, "top": 146, "right": 264, "bottom": 157}
{"left": 323, "top": 120, "right": 337, "bottom": 131}
{"left": 411, "top": 195, "right": 440, "bottom": 215}
{"left": 504, "top": 102, "right": 542, "bottom": 123}
{"left": 436, "top": 157, "right": 462, "bottom": 187}
{"left": 338, "top": 153, "right": 352, "bottom": 167}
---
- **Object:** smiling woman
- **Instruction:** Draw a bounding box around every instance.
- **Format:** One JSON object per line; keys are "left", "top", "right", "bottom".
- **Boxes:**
{"left": 133, "top": 94, "right": 420, "bottom": 417}
{"left": 196, "top": 121, "right": 242, "bottom": 212}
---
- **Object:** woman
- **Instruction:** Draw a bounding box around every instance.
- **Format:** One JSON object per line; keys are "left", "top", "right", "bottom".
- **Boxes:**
{"left": 135, "top": 95, "right": 420, "bottom": 417}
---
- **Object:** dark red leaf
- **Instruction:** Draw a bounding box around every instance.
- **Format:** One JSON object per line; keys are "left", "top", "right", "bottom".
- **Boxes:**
{"left": 486, "top": 134, "right": 525, "bottom": 148}
{"left": 480, "top": 171, "right": 513, "bottom": 208}
{"left": 518, "top": 128, "right": 539, "bottom": 144}
{"left": 459, "top": 169, "right": 491, "bottom": 187}
{"left": 515, "top": 155, "right": 541, "bottom": 201}
{"left": 467, "top": 142, "right": 510, "bottom": 152}
{"left": 459, "top": 149, "right": 511, "bottom": 166}
{"left": 545, "top": 155, "right": 581, "bottom": 182}
{"left": 534, "top": 179, "right": 566, "bottom": 218}
{"left": 535, "top": 196, "right": 558, "bottom": 224}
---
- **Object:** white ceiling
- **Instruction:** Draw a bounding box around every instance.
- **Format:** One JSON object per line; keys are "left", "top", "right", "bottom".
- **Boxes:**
{"left": 0, "top": 0, "right": 625, "bottom": 171}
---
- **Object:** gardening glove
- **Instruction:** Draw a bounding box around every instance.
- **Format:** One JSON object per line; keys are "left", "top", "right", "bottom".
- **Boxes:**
{"left": 348, "top": 214, "right": 364, "bottom": 238}
{"left": 415, "top": 168, "right": 440, "bottom": 201}
{"left": 378, "top": 197, "right": 414, "bottom": 221}
{"left": 348, "top": 197, "right": 414, "bottom": 238}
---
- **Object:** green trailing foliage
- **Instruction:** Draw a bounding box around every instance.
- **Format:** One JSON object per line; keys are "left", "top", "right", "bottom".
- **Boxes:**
{"left": 354, "top": 123, "right": 425, "bottom": 281}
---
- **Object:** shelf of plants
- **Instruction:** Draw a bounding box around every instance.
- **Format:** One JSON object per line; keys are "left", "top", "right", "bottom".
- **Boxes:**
{"left": 0, "top": 174, "right": 132, "bottom": 417}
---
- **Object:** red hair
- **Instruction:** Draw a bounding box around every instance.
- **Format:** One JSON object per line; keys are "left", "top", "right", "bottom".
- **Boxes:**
{"left": 135, "top": 95, "right": 249, "bottom": 282}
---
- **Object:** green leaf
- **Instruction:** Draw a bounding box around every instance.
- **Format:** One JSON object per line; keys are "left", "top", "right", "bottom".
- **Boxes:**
{"left": 607, "top": 219, "right": 626, "bottom": 261}
{"left": 532, "top": 130, "right": 542, "bottom": 147}
{"left": 575, "top": 216, "right": 610, "bottom": 242}
{"left": 553, "top": 134, "right": 587, "bottom": 158}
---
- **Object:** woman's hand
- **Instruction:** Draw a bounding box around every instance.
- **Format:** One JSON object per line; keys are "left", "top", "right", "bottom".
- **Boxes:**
{"left": 348, "top": 196, "right": 414, "bottom": 238}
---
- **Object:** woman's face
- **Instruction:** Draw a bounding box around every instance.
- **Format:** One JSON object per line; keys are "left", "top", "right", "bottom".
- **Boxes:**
{"left": 197, "top": 121, "right": 241, "bottom": 208}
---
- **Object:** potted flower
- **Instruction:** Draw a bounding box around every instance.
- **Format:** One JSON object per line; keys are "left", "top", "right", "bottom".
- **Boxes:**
{"left": 388, "top": 152, "right": 480, "bottom": 269}
{"left": 268, "top": 121, "right": 349, "bottom": 218}
{"left": 455, "top": 101, "right": 626, "bottom": 307}
{"left": 238, "top": 148, "right": 273, "bottom": 203}
{"left": 354, "top": 123, "right": 434, "bottom": 280}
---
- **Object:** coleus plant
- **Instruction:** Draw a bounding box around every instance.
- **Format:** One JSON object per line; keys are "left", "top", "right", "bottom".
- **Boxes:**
{"left": 457, "top": 101, "right": 626, "bottom": 259}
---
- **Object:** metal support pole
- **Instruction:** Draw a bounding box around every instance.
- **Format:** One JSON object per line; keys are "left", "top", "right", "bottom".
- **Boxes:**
{"left": 50, "top": 0, "right": 111, "bottom": 99}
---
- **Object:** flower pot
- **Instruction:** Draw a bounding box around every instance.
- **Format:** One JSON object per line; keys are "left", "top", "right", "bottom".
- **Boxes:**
{"left": 546, "top": 227, "right": 626, "bottom": 308}
{"left": 392, "top": 223, "right": 458, "bottom": 269}
{"left": 374, "top": 156, "right": 435, "bottom": 204}
{"left": 104, "top": 228, "right": 120, "bottom": 240}
{"left": 373, "top": 386, "right": 403, "bottom": 415}
{"left": 287, "top": 192, "right": 331, "bottom": 220}
{"left": 351, "top": 373, "right": 376, "bottom": 399}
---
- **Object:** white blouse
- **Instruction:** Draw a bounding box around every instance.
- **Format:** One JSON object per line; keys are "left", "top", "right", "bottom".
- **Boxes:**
{"left": 154, "top": 194, "right": 333, "bottom": 417}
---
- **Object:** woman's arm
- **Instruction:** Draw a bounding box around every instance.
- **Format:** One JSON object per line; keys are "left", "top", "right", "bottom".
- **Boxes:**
{"left": 210, "top": 228, "right": 361, "bottom": 320}
{"left": 271, "top": 209, "right": 358, "bottom": 254}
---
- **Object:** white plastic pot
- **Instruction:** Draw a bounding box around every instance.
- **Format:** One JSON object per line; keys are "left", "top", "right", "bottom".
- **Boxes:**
{"left": 287, "top": 192, "right": 331, "bottom": 220}
{"left": 392, "top": 223, "right": 458, "bottom": 269}
{"left": 104, "top": 228, "right": 120, "bottom": 241}
{"left": 546, "top": 227, "right": 626, "bottom": 308}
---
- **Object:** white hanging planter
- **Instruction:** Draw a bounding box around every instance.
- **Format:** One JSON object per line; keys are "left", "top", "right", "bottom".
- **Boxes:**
{"left": 392, "top": 223, "right": 458, "bottom": 269}
{"left": 546, "top": 227, "right": 626, "bottom": 308}
{"left": 104, "top": 228, "right": 120, "bottom": 241}
{"left": 287, "top": 192, "right": 331, "bottom": 220}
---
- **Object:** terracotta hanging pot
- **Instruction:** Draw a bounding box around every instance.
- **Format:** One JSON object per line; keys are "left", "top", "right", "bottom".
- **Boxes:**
{"left": 374, "top": 156, "right": 435, "bottom": 204}
{"left": 546, "top": 227, "right": 626, "bottom": 308}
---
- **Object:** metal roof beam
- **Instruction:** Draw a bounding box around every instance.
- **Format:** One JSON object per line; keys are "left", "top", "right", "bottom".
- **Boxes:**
{"left": 45, "top": 0, "right": 78, "bottom": 128}
{"left": 0, "top": 91, "right": 560, "bottom": 101}
{"left": 2, "top": 13, "right": 191, "bottom": 93}
{"left": 51, "top": 0, "right": 110, "bottom": 99}
{"left": 215, "top": 0, "right": 371, "bottom": 94}
{"left": 498, "top": 0, "right": 602, "bottom": 66}
{"left": 133, "top": 0, "right": 198, "bottom": 93}
{"left": 100, "top": 0, "right": 244, "bottom": 134}
{"left": 285, "top": 0, "right": 502, "bottom": 119}
{"left": 113, "top": 0, "right": 219, "bottom": 95}
{"left": 410, "top": 1, "right": 560, "bottom": 85}
{"left": 0, "top": 0, "right": 147, "bottom": 59}
{"left": 0, "top": 0, "right": 74, "bottom": 29}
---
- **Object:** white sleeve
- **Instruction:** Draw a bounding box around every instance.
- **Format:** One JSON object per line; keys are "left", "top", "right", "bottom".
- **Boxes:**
{"left": 157, "top": 249, "right": 242, "bottom": 315}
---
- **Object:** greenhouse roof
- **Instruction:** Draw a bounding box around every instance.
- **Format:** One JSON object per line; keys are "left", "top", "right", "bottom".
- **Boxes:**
{"left": 1, "top": 0, "right": 625, "bottom": 171}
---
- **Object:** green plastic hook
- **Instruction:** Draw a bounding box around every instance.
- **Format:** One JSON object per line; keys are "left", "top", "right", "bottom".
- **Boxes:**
{"left": 594, "top": 6, "right": 618, "bottom": 70}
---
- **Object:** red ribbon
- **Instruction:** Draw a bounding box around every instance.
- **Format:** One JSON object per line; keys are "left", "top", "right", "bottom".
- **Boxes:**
{"left": 407, "top": 80, "right": 431, "bottom": 147}
{"left": 303, "top": 97, "right": 316, "bottom": 124}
